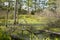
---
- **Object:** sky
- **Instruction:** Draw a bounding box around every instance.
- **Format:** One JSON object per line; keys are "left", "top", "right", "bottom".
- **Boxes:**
{"left": 22, "top": 0, "right": 49, "bottom": 11}
{"left": 4, "top": 0, "right": 49, "bottom": 11}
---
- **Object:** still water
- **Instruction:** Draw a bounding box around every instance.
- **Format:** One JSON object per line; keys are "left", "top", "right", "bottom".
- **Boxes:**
{"left": 22, "top": 32, "right": 60, "bottom": 40}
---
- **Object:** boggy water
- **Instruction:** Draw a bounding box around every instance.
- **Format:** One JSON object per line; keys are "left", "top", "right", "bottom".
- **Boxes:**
{"left": 34, "top": 32, "right": 60, "bottom": 40}
{"left": 23, "top": 32, "right": 60, "bottom": 40}
{"left": 15, "top": 30, "right": 60, "bottom": 40}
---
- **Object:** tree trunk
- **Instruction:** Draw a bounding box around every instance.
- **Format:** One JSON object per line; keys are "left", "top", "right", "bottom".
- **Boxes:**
{"left": 14, "top": 0, "right": 18, "bottom": 24}
{"left": 6, "top": 1, "right": 10, "bottom": 27}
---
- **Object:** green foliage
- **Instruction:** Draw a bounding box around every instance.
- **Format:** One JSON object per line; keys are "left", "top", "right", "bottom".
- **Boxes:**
{"left": 47, "top": 18, "right": 60, "bottom": 28}
{"left": 48, "top": 0, "right": 57, "bottom": 12}
{"left": 26, "top": 0, "right": 32, "bottom": 7}
{"left": 54, "top": 19, "right": 60, "bottom": 27}
{"left": 0, "top": 0, "right": 7, "bottom": 2}
{"left": 0, "top": 15, "right": 60, "bottom": 40}
{"left": 0, "top": 29, "right": 11, "bottom": 40}
{"left": 18, "top": 9, "right": 28, "bottom": 14}
{"left": 0, "top": 16, "right": 5, "bottom": 19}
{"left": 0, "top": 6, "right": 14, "bottom": 10}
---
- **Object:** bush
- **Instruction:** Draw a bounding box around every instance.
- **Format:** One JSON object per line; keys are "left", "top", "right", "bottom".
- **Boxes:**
{"left": 18, "top": 9, "right": 28, "bottom": 14}
{"left": 47, "top": 18, "right": 60, "bottom": 28}
{"left": 0, "top": 16, "right": 5, "bottom": 19}
{"left": 0, "top": 30, "right": 11, "bottom": 40}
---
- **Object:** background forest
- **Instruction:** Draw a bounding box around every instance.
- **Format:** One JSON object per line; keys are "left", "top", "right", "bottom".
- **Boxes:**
{"left": 0, "top": 0, "right": 60, "bottom": 40}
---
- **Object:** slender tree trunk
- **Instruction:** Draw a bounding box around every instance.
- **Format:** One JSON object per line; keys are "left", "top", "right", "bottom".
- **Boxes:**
{"left": 39, "top": 0, "right": 41, "bottom": 13}
{"left": 34, "top": 0, "right": 37, "bottom": 15}
{"left": 19, "top": 0, "right": 22, "bottom": 13}
{"left": 28, "top": 0, "right": 29, "bottom": 14}
{"left": 6, "top": 1, "right": 10, "bottom": 27}
{"left": 14, "top": 0, "right": 18, "bottom": 24}
{"left": 35, "top": 0, "right": 36, "bottom": 12}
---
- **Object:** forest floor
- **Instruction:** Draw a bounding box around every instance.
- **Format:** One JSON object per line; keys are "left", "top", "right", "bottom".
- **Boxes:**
{"left": 0, "top": 15, "right": 60, "bottom": 32}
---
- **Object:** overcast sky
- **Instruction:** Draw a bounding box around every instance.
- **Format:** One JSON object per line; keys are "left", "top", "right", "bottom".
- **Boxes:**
{"left": 4, "top": 0, "right": 49, "bottom": 11}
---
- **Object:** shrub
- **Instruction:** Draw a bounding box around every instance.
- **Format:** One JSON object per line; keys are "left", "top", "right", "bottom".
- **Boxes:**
{"left": 47, "top": 18, "right": 60, "bottom": 28}
{"left": 0, "top": 30, "right": 11, "bottom": 40}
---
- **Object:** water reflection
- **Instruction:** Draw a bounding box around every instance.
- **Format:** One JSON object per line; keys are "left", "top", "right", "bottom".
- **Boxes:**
{"left": 36, "top": 32, "right": 60, "bottom": 40}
